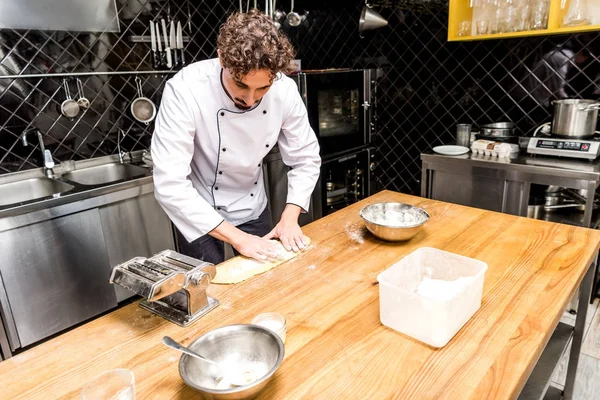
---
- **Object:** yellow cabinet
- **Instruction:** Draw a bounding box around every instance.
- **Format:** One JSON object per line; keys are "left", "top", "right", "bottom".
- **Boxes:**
{"left": 449, "top": 0, "right": 600, "bottom": 41}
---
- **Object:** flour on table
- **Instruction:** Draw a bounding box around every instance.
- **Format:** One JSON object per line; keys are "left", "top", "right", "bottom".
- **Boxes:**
{"left": 307, "top": 264, "right": 317, "bottom": 270}
{"left": 416, "top": 276, "right": 474, "bottom": 301}
{"left": 345, "top": 222, "right": 365, "bottom": 244}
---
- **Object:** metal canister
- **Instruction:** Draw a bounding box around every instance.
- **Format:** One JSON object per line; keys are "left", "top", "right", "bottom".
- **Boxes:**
{"left": 552, "top": 99, "right": 600, "bottom": 138}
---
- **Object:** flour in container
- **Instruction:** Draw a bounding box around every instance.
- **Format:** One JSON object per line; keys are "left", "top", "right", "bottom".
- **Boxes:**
{"left": 416, "top": 276, "right": 475, "bottom": 301}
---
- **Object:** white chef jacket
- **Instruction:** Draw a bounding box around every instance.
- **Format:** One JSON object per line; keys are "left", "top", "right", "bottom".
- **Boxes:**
{"left": 151, "top": 58, "right": 321, "bottom": 243}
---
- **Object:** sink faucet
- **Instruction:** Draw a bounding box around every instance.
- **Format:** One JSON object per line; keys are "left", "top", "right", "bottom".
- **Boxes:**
{"left": 21, "top": 128, "right": 55, "bottom": 178}
{"left": 117, "top": 129, "right": 127, "bottom": 164}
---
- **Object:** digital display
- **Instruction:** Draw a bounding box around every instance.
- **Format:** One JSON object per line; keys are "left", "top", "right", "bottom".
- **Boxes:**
{"left": 536, "top": 140, "right": 591, "bottom": 152}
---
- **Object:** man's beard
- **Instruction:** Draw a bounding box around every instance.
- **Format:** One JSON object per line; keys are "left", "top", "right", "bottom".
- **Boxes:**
{"left": 234, "top": 99, "right": 252, "bottom": 110}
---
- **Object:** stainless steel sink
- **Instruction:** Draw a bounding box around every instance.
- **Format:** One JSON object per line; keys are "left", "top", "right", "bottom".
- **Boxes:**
{"left": 0, "top": 178, "right": 75, "bottom": 207}
{"left": 60, "top": 163, "right": 150, "bottom": 185}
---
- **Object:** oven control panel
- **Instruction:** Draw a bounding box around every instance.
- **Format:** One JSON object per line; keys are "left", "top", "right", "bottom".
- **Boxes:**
{"left": 527, "top": 137, "right": 600, "bottom": 160}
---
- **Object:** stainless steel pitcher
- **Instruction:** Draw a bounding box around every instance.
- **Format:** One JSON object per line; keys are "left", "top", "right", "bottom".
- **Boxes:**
{"left": 551, "top": 99, "right": 600, "bottom": 138}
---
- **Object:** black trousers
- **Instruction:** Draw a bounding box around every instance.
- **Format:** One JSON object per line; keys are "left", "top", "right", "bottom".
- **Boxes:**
{"left": 175, "top": 207, "right": 273, "bottom": 264}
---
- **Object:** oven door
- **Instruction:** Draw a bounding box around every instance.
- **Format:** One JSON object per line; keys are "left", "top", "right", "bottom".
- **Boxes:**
{"left": 302, "top": 70, "right": 368, "bottom": 155}
{"left": 312, "top": 147, "right": 375, "bottom": 218}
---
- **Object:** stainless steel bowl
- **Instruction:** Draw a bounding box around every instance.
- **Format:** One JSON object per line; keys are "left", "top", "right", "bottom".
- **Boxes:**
{"left": 360, "top": 202, "right": 430, "bottom": 242}
{"left": 179, "top": 324, "right": 284, "bottom": 400}
{"left": 480, "top": 122, "right": 516, "bottom": 137}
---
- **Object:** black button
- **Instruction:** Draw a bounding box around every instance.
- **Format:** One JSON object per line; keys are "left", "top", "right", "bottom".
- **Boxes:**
{"left": 258, "top": 163, "right": 261, "bottom": 167}
{"left": 216, "top": 207, "right": 221, "bottom": 210}
{"left": 219, "top": 171, "right": 223, "bottom": 175}
{"left": 254, "top": 181, "right": 257, "bottom": 185}
{"left": 263, "top": 110, "right": 267, "bottom": 114}
{"left": 215, "top": 187, "right": 219, "bottom": 190}
{"left": 220, "top": 112, "right": 225, "bottom": 116}
{"left": 266, "top": 144, "right": 269, "bottom": 148}
{"left": 250, "top": 193, "right": 254, "bottom": 197}
{"left": 222, "top": 148, "right": 226, "bottom": 152}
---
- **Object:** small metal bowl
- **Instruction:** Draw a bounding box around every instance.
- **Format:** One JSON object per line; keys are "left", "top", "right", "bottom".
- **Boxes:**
{"left": 360, "top": 202, "right": 430, "bottom": 242}
{"left": 179, "top": 324, "right": 284, "bottom": 400}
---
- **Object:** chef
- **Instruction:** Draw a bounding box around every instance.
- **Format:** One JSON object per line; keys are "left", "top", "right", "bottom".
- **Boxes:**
{"left": 151, "top": 9, "right": 321, "bottom": 265}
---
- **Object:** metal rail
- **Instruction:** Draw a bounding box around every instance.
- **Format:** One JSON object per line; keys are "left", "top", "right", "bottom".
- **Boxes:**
{"left": 0, "top": 70, "right": 178, "bottom": 79}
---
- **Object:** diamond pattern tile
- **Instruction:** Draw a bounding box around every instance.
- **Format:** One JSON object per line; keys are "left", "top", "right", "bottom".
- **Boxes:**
{"left": 2, "top": 0, "right": 600, "bottom": 202}
{"left": 0, "top": 0, "right": 239, "bottom": 173}
{"left": 282, "top": 0, "right": 600, "bottom": 195}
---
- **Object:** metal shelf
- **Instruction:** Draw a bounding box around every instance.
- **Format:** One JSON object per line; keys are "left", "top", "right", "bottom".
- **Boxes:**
{"left": 518, "top": 322, "right": 573, "bottom": 400}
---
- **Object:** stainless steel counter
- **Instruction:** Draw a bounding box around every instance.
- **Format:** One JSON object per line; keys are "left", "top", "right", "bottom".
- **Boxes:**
{"left": 0, "top": 152, "right": 174, "bottom": 357}
{"left": 421, "top": 152, "right": 600, "bottom": 228}
{"left": 421, "top": 152, "right": 600, "bottom": 183}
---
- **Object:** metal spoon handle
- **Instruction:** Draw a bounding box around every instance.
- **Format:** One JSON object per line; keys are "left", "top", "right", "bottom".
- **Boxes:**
{"left": 162, "top": 336, "right": 219, "bottom": 367}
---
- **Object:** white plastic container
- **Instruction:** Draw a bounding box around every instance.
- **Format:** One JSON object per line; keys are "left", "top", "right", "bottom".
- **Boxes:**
{"left": 377, "top": 247, "right": 488, "bottom": 348}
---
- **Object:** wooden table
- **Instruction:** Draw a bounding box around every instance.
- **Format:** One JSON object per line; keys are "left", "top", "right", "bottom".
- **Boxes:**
{"left": 1, "top": 190, "right": 599, "bottom": 400}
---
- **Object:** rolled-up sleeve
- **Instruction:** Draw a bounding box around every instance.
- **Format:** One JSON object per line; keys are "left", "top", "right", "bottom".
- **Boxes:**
{"left": 151, "top": 80, "right": 224, "bottom": 242}
{"left": 278, "top": 80, "right": 321, "bottom": 212}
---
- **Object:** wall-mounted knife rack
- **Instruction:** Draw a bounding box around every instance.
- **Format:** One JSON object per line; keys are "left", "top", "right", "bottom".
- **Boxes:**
{"left": 128, "top": 35, "right": 191, "bottom": 43}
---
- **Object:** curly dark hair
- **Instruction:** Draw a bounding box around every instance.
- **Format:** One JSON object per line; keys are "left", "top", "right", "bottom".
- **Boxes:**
{"left": 217, "top": 9, "right": 297, "bottom": 81}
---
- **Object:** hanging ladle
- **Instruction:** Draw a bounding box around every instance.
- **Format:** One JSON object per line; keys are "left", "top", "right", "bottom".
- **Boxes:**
{"left": 287, "top": 0, "right": 301, "bottom": 27}
{"left": 76, "top": 78, "right": 90, "bottom": 111}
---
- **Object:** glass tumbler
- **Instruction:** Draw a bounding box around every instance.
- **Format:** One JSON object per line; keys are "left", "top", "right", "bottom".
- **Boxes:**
{"left": 81, "top": 369, "right": 135, "bottom": 400}
{"left": 531, "top": 0, "right": 549, "bottom": 30}
{"left": 476, "top": 20, "right": 490, "bottom": 35}
{"left": 456, "top": 124, "right": 473, "bottom": 147}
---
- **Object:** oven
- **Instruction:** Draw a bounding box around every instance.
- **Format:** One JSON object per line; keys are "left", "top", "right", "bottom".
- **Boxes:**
{"left": 263, "top": 146, "right": 376, "bottom": 225}
{"left": 314, "top": 147, "right": 376, "bottom": 217}
{"left": 297, "top": 69, "right": 375, "bottom": 156}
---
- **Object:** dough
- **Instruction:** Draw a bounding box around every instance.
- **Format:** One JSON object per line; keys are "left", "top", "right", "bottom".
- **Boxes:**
{"left": 212, "top": 238, "right": 311, "bottom": 284}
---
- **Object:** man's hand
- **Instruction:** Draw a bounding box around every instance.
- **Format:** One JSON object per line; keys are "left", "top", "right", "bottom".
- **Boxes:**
{"left": 231, "top": 233, "right": 281, "bottom": 261}
{"left": 210, "top": 221, "right": 279, "bottom": 261}
{"left": 264, "top": 204, "right": 308, "bottom": 252}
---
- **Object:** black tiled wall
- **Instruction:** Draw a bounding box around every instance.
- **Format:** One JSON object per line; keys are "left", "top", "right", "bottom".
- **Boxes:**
{"left": 2, "top": 0, "right": 600, "bottom": 200}
{"left": 0, "top": 0, "right": 237, "bottom": 174}
{"left": 285, "top": 0, "right": 600, "bottom": 194}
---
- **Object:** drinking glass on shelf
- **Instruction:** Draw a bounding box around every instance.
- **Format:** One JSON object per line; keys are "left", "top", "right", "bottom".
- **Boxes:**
{"left": 531, "top": 0, "right": 549, "bottom": 30}
{"left": 81, "top": 369, "right": 135, "bottom": 400}
{"left": 505, "top": 6, "right": 519, "bottom": 32}
{"left": 456, "top": 124, "right": 472, "bottom": 147}
{"left": 495, "top": 7, "right": 507, "bottom": 34}
{"left": 458, "top": 20, "right": 472, "bottom": 37}
{"left": 476, "top": 20, "right": 490, "bottom": 35}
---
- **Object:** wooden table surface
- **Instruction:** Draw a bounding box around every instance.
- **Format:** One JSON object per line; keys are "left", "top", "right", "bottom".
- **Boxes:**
{"left": 2, "top": 190, "right": 600, "bottom": 400}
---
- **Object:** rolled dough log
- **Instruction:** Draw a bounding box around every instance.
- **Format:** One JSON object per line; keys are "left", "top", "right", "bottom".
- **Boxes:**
{"left": 212, "top": 239, "right": 311, "bottom": 284}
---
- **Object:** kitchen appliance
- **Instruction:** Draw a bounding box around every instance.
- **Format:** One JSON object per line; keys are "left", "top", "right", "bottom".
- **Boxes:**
{"left": 550, "top": 99, "right": 600, "bottom": 138}
{"left": 298, "top": 69, "right": 375, "bottom": 156}
{"left": 526, "top": 137, "right": 600, "bottom": 160}
{"left": 262, "top": 146, "right": 376, "bottom": 226}
{"left": 317, "top": 147, "right": 376, "bottom": 216}
{"left": 109, "top": 249, "right": 219, "bottom": 327}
